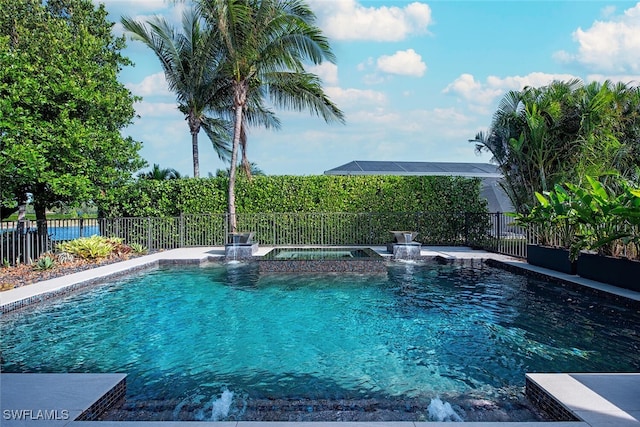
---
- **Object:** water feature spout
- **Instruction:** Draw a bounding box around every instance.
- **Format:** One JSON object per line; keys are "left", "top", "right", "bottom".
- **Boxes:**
{"left": 229, "top": 232, "right": 255, "bottom": 245}
{"left": 225, "top": 232, "right": 258, "bottom": 260}
{"left": 390, "top": 231, "right": 418, "bottom": 244}
{"left": 388, "top": 231, "right": 421, "bottom": 260}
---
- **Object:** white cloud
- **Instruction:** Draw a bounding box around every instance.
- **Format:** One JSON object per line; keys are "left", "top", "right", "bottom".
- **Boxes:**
{"left": 443, "top": 74, "right": 503, "bottom": 105}
{"left": 443, "top": 72, "right": 580, "bottom": 108}
{"left": 377, "top": 49, "right": 426, "bottom": 77}
{"left": 554, "top": 2, "right": 640, "bottom": 73}
{"left": 309, "top": 0, "right": 432, "bottom": 41}
{"left": 134, "top": 101, "right": 178, "bottom": 118}
{"left": 324, "top": 87, "right": 387, "bottom": 108}
{"left": 307, "top": 63, "right": 339, "bottom": 86}
{"left": 491, "top": 72, "right": 579, "bottom": 91}
{"left": 126, "top": 72, "right": 171, "bottom": 97}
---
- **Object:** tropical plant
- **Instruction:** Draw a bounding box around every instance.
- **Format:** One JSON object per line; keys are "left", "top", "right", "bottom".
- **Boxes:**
{"left": 565, "top": 176, "right": 640, "bottom": 260}
{"left": 512, "top": 184, "right": 575, "bottom": 248}
{"left": 122, "top": 8, "right": 233, "bottom": 178}
{"left": 129, "top": 243, "right": 148, "bottom": 255}
{"left": 56, "top": 251, "right": 76, "bottom": 264}
{"left": 198, "top": 0, "right": 345, "bottom": 232}
{"left": 56, "top": 235, "right": 115, "bottom": 260}
{"left": 214, "top": 162, "right": 265, "bottom": 178}
{"left": 138, "top": 164, "right": 183, "bottom": 180}
{"left": 473, "top": 80, "right": 640, "bottom": 214}
{"left": 33, "top": 255, "right": 56, "bottom": 271}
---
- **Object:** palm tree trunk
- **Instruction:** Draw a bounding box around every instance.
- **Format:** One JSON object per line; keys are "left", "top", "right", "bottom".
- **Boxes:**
{"left": 228, "top": 84, "right": 247, "bottom": 234}
{"left": 191, "top": 131, "right": 200, "bottom": 178}
{"left": 189, "top": 113, "right": 201, "bottom": 178}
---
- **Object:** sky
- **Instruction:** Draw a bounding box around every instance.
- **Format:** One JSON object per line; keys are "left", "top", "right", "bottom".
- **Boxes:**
{"left": 95, "top": 0, "right": 640, "bottom": 177}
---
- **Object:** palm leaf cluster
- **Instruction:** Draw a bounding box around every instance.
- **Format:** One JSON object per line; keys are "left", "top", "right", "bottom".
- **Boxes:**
{"left": 472, "top": 80, "right": 640, "bottom": 213}
{"left": 123, "top": 0, "right": 344, "bottom": 232}
{"left": 122, "top": 11, "right": 231, "bottom": 178}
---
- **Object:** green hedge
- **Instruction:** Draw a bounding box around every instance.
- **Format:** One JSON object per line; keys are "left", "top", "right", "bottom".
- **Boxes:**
{"left": 100, "top": 175, "right": 487, "bottom": 217}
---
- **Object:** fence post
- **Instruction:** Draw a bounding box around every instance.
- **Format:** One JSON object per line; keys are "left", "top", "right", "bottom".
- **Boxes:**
{"left": 24, "top": 220, "right": 31, "bottom": 265}
{"left": 147, "top": 217, "right": 152, "bottom": 251}
{"left": 496, "top": 212, "right": 502, "bottom": 252}
{"left": 224, "top": 213, "right": 229, "bottom": 245}
{"left": 179, "top": 213, "right": 185, "bottom": 248}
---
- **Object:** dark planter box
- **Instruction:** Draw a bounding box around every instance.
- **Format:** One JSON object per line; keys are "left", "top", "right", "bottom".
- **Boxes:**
{"left": 527, "top": 245, "right": 577, "bottom": 275}
{"left": 577, "top": 252, "right": 640, "bottom": 292}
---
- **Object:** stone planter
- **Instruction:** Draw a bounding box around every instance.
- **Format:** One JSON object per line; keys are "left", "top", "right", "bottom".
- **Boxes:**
{"left": 577, "top": 252, "right": 640, "bottom": 292}
{"left": 526, "top": 244, "right": 576, "bottom": 275}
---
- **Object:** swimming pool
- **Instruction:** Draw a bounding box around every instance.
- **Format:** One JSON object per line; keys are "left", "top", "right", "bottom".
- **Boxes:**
{"left": 1, "top": 260, "right": 639, "bottom": 421}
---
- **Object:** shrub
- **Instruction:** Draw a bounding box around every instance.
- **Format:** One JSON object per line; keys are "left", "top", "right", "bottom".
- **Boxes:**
{"left": 129, "top": 243, "right": 148, "bottom": 255}
{"left": 100, "top": 175, "right": 487, "bottom": 217}
{"left": 56, "top": 252, "right": 76, "bottom": 264}
{"left": 33, "top": 255, "right": 56, "bottom": 271}
{"left": 56, "top": 235, "right": 115, "bottom": 260}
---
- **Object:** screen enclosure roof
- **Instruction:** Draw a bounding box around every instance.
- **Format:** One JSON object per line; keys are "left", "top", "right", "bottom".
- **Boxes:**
{"left": 324, "top": 161, "right": 502, "bottom": 178}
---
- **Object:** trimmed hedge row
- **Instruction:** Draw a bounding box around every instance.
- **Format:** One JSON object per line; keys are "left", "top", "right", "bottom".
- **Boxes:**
{"left": 100, "top": 175, "right": 488, "bottom": 217}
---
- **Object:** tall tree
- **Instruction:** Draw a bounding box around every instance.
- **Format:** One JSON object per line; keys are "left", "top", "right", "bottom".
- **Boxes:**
{"left": 122, "top": 8, "right": 232, "bottom": 178}
{"left": 199, "top": 0, "right": 345, "bottom": 232}
{"left": 472, "top": 79, "right": 640, "bottom": 213}
{"left": 472, "top": 80, "right": 580, "bottom": 213}
{"left": 0, "top": 0, "right": 145, "bottom": 223}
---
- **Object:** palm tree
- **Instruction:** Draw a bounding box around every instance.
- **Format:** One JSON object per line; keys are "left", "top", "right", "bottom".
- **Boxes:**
{"left": 473, "top": 80, "right": 583, "bottom": 213}
{"left": 138, "top": 164, "right": 182, "bottom": 180}
{"left": 198, "top": 0, "right": 345, "bottom": 232}
{"left": 213, "top": 161, "right": 265, "bottom": 177}
{"left": 122, "top": 8, "right": 231, "bottom": 178}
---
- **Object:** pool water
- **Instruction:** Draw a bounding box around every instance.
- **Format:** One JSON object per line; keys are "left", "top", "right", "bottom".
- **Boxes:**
{"left": 2, "top": 261, "right": 639, "bottom": 421}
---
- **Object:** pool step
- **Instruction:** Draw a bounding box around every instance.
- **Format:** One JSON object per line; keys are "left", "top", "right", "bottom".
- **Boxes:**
{"left": 0, "top": 373, "right": 126, "bottom": 426}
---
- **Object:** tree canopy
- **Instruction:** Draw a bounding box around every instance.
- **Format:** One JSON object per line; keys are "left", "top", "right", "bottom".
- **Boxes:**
{"left": 0, "top": 0, "right": 145, "bottom": 221}
{"left": 197, "top": 0, "right": 345, "bottom": 232}
{"left": 472, "top": 80, "right": 640, "bottom": 213}
{"left": 122, "top": 7, "right": 233, "bottom": 178}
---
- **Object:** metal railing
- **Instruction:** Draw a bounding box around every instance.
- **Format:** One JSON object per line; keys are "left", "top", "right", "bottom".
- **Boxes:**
{"left": 468, "top": 212, "right": 531, "bottom": 258}
{"left": 1, "top": 212, "right": 530, "bottom": 265}
{"left": 1, "top": 218, "right": 101, "bottom": 266}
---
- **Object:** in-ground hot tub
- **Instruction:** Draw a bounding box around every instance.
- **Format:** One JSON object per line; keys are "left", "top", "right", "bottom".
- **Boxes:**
{"left": 259, "top": 247, "right": 387, "bottom": 273}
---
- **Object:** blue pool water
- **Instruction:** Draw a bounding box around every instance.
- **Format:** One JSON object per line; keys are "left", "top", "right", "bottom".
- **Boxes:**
{"left": 1, "top": 261, "right": 639, "bottom": 421}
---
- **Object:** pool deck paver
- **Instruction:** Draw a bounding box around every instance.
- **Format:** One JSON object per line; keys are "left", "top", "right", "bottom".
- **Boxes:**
{"left": 1, "top": 373, "right": 126, "bottom": 427}
{"left": 1, "top": 246, "right": 639, "bottom": 427}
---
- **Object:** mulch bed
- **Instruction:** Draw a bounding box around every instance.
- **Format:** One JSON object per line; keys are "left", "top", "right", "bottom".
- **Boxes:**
{"left": 0, "top": 255, "right": 141, "bottom": 291}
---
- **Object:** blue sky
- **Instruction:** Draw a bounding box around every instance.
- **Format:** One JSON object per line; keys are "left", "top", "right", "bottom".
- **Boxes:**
{"left": 96, "top": 0, "right": 640, "bottom": 177}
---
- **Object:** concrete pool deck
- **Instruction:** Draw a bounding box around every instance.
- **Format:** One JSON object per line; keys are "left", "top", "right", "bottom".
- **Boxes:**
{"left": 1, "top": 246, "right": 639, "bottom": 426}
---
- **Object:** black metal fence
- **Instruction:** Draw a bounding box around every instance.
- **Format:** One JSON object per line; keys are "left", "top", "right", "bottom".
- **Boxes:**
{"left": 1, "top": 212, "right": 529, "bottom": 265}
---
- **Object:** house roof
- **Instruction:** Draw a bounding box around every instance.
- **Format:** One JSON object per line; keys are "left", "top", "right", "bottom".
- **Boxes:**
{"left": 324, "top": 160, "right": 502, "bottom": 178}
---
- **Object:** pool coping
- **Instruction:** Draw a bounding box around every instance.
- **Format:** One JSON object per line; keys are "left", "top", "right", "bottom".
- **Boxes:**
{"left": 1, "top": 246, "right": 639, "bottom": 427}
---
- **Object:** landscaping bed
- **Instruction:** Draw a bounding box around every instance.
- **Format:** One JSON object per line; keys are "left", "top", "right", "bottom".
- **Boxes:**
{"left": 0, "top": 254, "right": 147, "bottom": 290}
